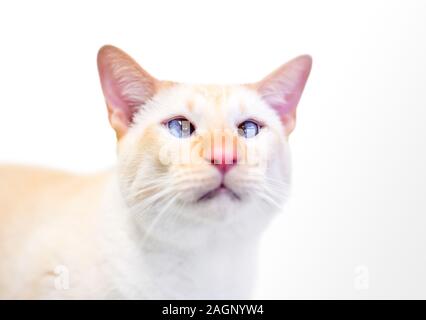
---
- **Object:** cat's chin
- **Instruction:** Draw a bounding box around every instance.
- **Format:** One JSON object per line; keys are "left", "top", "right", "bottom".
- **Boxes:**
{"left": 197, "top": 184, "right": 241, "bottom": 202}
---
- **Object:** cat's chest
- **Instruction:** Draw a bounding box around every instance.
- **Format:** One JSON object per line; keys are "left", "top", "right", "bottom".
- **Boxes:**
{"left": 115, "top": 241, "right": 256, "bottom": 299}
{"left": 107, "top": 241, "right": 258, "bottom": 299}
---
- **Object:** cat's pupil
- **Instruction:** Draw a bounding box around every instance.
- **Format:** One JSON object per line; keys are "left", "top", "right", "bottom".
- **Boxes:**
{"left": 238, "top": 120, "right": 260, "bottom": 138}
{"left": 167, "top": 118, "right": 195, "bottom": 138}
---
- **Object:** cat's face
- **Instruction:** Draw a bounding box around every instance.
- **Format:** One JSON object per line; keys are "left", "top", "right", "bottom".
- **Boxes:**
{"left": 97, "top": 45, "right": 311, "bottom": 241}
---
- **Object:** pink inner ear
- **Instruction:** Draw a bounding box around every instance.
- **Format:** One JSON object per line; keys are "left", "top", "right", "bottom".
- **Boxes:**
{"left": 257, "top": 55, "right": 312, "bottom": 123}
{"left": 100, "top": 72, "right": 133, "bottom": 123}
{"left": 97, "top": 45, "right": 157, "bottom": 128}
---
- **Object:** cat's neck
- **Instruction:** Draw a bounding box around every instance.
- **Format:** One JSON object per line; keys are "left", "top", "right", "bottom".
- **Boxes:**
{"left": 99, "top": 175, "right": 261, "bottom": 299}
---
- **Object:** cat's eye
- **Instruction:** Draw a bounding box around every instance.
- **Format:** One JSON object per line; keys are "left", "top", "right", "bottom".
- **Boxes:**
{"left": 166, "top": 118, "right": 195, "bottom": 138}
{"left": 238, "top": 120, "right": 261, "bottom": 138}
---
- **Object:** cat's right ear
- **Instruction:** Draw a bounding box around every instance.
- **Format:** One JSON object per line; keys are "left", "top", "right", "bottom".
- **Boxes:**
{"left": 97, "top": 45, "right": 158, "bottom": 139}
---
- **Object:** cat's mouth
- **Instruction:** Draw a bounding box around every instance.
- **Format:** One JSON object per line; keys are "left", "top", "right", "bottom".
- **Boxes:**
{"left": 197, "top": 184, "right": 241, "bottom": 202}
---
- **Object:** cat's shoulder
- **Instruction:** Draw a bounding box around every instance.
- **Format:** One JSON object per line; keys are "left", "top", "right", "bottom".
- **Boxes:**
{"left": 0, "top": 164, "right": 112, "bottom": 217}
{"left": 0, "top": 164, "right": 75, "bottom": 184}
{"left": 0, "top": 164, "right": 111, "bottom": 187}
{"left": 0, "top": 164, "right": 82, "bottom": 198}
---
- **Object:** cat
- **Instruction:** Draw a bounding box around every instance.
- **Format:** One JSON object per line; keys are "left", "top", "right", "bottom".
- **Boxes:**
{"left": 0, "top": 45, "right": 312, "bottom": 299}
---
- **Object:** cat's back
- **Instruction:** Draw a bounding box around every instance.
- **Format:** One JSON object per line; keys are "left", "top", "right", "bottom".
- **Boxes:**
{"left": 0, "top": 164, "right": 113, "bottom": 236}
{"left": 0, "top": 165, "right": 77, "bottom": 215}
{"left": 0, "top": 165, "right": 111, "bottom": 298}
{"left": 0, "top": 165, "right": 106, "bottom": 219}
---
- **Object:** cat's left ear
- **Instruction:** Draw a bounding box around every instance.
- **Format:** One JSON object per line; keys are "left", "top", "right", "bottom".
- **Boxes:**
{"left": 253, "top": 55, "right": 312, "bottom": 135}
{"left": 97, "top": 45, "right": 158, "bottom": 139}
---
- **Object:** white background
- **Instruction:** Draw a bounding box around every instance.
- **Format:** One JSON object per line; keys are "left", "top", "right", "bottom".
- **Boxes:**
{"left": 1, "top": 0, "right": 426, "bottom": 299}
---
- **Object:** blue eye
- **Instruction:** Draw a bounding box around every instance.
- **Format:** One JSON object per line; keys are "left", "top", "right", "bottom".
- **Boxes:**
{"left": 167, "top": 118, "right": 195, "bottom": 138}
{"left": 238, "top": 120, "right": 261, "bottom": 138}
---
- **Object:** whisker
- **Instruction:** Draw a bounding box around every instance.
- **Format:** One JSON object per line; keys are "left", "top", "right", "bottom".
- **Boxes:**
{"left": 250, "top": 184, "right": 286, "bottom": 210}
{"left": 132, "top": 188, "right": 174, "bottom": 215}
{"left": 140, "top": 193, "right": 181, "bottom": 244}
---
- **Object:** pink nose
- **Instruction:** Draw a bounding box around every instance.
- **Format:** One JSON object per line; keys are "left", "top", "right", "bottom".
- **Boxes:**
{"left": 207, "top": 135, "right": 238, "bottom": 174}
{"left": 211, "top": 157, "right": 237, "bottom": 174}
{"left": 210, "top": 149, "right": 237, "bottom": 174}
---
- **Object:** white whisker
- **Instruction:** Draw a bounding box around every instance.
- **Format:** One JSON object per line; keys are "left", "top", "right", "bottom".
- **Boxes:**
{"left": 140, "top": 193, "right": 181, "bottom": 244}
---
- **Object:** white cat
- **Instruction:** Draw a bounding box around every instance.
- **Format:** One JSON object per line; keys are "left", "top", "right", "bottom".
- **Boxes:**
{"left": 0, "top": 45, "right": 312, "bottom": 299}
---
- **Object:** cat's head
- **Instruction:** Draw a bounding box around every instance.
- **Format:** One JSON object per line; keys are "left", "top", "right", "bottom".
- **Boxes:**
{"left": 97, "top": 45, "right": 311, "bottom": 242}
